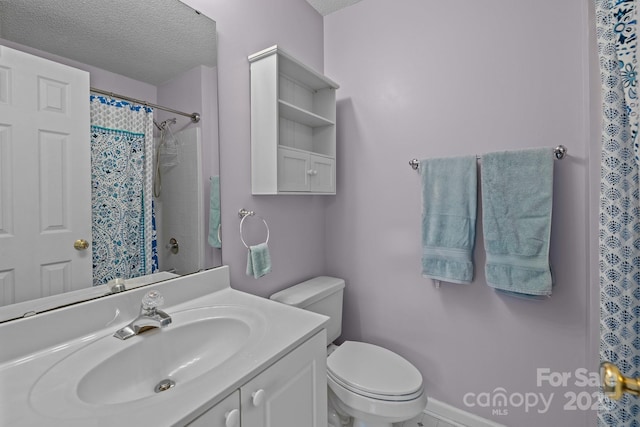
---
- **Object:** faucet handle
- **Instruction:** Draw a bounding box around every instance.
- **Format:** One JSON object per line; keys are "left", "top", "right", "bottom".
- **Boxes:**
{"left": 142, "top": 290, "right": 164, "bottom": 311}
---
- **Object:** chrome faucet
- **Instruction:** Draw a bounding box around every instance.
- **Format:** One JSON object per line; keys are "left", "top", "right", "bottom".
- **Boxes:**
{"left": 113, "top": 290, "right": 172, "bottom": 340}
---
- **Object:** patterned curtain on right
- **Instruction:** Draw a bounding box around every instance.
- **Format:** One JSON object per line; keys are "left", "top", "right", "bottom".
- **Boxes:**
{"left": 596, "top": 0, "right": 640, "bottom": 425}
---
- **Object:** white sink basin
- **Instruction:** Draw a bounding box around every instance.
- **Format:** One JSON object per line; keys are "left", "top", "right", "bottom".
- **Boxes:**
{"left": 29, "top": 305, "right": 266, "bottom": 417}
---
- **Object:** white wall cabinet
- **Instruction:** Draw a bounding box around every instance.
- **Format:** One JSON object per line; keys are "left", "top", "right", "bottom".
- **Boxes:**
{"left": 249, "top": 45, "right": 339, "bottom": 195}
{"left": 186, "top": 330, "right": 327, "bottom": 427}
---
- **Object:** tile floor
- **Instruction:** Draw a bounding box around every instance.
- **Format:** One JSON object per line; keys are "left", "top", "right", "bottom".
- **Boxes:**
{"left": 399, "top": 411, "right": 464, "bottom": 427}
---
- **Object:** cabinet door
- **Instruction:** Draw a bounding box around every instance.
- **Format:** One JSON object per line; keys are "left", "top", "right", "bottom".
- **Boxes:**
{"left": 310, "top": 155, "right": 335, "bottom": 193}
{"left": 186, "top": 391, "right": 240, "bottom": 427}
{"left": 241, "top": 331, "right": 327, "bottom": 427}
{"left": 277, "top": 147, "right": 310, "bottom": 192}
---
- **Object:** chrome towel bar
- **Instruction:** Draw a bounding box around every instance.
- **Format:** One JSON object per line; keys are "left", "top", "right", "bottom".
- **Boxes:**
{"left": 409, "top": 145, "right": 568, "bottom": 171}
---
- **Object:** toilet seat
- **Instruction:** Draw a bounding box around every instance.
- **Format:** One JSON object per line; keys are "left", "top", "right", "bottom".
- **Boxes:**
{"left": 327, "top": 341, "right": 424, "bottom": 402}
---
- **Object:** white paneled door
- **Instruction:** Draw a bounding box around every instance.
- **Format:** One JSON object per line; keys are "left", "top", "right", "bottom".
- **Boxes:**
{"left": 0, "top": 45, "right": 91, "bottom": 306}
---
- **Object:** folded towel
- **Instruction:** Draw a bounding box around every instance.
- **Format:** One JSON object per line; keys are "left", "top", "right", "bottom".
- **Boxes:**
{"left": 481, "top": 148, "right": 554, "bottom": 296}
{"left": 246, "top": 242, "right": 272, "bottom": 278}
{"left": 421, "top": 156, "right": 477, "bottom": 284}
{"left": 208, "top": 176, "right": 221, "bottom": 248}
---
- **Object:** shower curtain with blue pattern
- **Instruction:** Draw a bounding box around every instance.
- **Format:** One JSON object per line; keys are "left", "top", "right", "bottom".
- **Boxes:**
{"left": 596, "top": 0, "right": 640, "bottom": 425}
{"left": 89, "top": 95, "right": 158, "bottom": 286}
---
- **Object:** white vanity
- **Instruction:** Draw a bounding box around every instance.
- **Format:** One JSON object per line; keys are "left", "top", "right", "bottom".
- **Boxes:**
{"left": 0, "top": 266, "right": 328, "bottom": 426}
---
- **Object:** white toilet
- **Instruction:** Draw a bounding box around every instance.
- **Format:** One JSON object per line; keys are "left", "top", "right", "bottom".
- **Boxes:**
{"left": 270, "top": 276, "right": 427, "bottom": 427}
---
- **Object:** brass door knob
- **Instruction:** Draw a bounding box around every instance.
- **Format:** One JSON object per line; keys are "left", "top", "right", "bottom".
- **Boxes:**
{"left": 601, "top": 361, "right": 640, "bottom": 400}
{"left": 73, "top": 239, "right": 90, "bottom": 250}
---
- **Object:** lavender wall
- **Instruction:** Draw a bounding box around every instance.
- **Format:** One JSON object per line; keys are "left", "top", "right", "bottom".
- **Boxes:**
{"left": 181, "top": 0, "right": 600, "bottom": 425}
{"left": 324, "top": 0, "right": 596, "bottom": 426}
{"left": 182, "top": 0, "right": 332, "bottom": 296}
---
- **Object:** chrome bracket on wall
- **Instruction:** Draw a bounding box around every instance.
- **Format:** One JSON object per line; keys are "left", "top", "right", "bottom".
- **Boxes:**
{"left": 238, "top": 208, "right": 255, "bottom": 218}
{"left": 166, "top": 238, "right": 179, "bottom": 254}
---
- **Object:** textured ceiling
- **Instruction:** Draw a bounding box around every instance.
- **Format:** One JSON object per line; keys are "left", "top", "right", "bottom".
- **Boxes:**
{"left": 0, "top": 0, "right": 216, "bottom": 86}
{"left": 0, "top": 0, "right": 357, "bottom": 87}
{"left": 305, "top": 0, "right": 364, "bottom": 16}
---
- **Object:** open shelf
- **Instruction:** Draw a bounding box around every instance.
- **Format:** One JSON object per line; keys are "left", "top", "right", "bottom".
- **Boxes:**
{"left": 278, "top": 100, "right": 334, "bottom": 128}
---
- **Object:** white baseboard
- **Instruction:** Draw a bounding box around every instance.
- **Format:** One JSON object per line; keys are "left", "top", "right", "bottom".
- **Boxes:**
{"left": 424, "top": 398, "right": 506, "bottom": 427}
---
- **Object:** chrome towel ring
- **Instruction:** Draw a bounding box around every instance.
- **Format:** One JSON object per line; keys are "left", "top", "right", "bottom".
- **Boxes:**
{"left": 239, "top": 209, "right": 270, "bottom": 249}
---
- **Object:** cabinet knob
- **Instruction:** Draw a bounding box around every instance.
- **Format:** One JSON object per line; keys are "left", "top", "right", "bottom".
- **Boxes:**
{"left": 225, "top": 409, "right": 240, "bottom": 427}
{"left": 307, "top": 169, "right": 314, "bottom": 176}
{"left": 251, "top": 389, "right": 265, "bottom": 407}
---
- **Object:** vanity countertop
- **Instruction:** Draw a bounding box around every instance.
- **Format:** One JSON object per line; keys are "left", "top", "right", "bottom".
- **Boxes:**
{"left": 0, "top": 267, "right": 328, "bottom": 426}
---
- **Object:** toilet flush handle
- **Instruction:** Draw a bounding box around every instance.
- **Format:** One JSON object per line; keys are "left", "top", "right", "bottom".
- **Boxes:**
{"left": 251, "top": 389, "right": 265, "bottom": 407}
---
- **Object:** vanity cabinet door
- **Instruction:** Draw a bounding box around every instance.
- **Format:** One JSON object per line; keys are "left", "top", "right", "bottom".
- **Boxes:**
{"left": 186, "top": 390, "right": 240, "bottom": 427}
{"left": 241, "top": 330, "right": 327, "bottom": 427}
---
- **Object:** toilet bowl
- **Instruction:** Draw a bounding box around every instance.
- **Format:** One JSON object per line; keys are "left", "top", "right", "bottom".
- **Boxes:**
{"left": 327, "top": 341, "right": 427, "bottom": 427}
{"left": 270, "top": 277, "right": 427, "bottom": 427}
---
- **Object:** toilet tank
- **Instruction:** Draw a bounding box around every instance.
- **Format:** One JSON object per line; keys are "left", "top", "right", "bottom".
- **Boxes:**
{"left": 270, "top": 276, "right": 345, "bottom": 345}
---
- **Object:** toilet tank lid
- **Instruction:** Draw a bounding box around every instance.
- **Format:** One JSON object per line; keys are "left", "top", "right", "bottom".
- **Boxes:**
{"left": 270, "top": 276, "right": 345, "bottom": 308}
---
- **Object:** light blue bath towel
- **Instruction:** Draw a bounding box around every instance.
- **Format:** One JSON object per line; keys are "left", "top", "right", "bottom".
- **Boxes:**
{"left": 481, "top": 148, "right": 554, "bottom": 296}
{"left": 421, "top": 156, "right": 477, "bottom": 284}
{"left": 246, "top": 242, "right": 272, "bottom": 279}
{"left": 208, "top": 176, "right": 221, "bottom": 248}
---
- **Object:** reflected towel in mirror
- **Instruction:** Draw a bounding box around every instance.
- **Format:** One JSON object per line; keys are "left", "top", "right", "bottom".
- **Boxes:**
{"left": 208, "top": 176, "right": 221, "bottom": 248}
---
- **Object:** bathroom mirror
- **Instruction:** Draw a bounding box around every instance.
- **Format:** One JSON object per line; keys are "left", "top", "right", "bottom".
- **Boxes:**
{"left": 0, "top": 0, "right": 220, "bottom": 323}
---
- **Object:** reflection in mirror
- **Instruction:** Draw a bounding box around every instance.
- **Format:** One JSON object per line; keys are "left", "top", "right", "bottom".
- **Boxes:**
{"left": 0, "top": 0, "right": 220, "bottom": 322}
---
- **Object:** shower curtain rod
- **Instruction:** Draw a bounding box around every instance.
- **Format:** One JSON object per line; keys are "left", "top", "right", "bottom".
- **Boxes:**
{"left": 90, "top": 87, "right": 200, "bottom": 123}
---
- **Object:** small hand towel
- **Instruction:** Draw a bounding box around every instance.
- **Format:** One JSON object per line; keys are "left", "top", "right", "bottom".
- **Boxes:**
{"left": 207, "top": 176, "right": 221, "bottom": 248}
{"left": 246, "top": 242, "right": 272, "bottom": 279}
{"left": 421, "top": 156, "right": 477, "bottom": 284}
{"left": 481, "top": 148, "right": 554, "bottom": 296}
